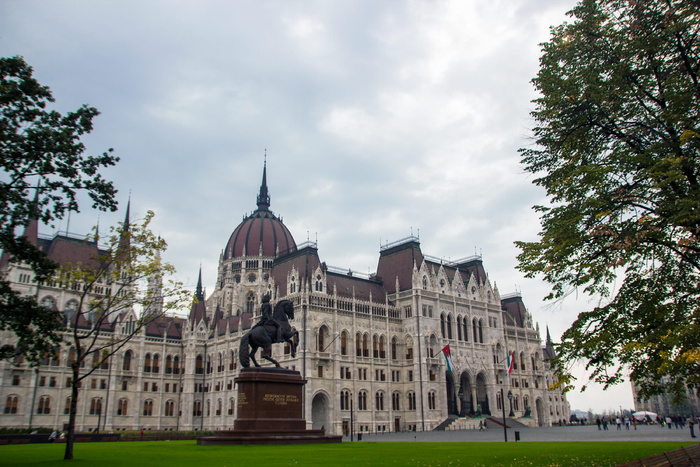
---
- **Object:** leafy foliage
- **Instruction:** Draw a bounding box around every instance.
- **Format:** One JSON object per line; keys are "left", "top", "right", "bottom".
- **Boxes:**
{"left": 0, "top": 56, "right": 119, "bottom": 363}
{"left": 517, "top": 0, "right": 700, "bottom": 400}
{"left": 59, "top": 211, "right": 191, "bottom": 459}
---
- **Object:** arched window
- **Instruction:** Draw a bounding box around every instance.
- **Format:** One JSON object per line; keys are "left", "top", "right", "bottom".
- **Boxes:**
{"left": 372, "top": 335, "right": 379, "bottom": 358}
{"left": 457, "top": 316, "right": 462, "bottom": 340}
{"left": 340, "top": 331, "right": 348, "bottom": 356}
{"left": 472, "top": 318, "right": 478, "bottom": 342}
{"left": 215, "top": 399, "right": 222, "bottom": 416}
{"left": 340, "top": 390, "right": 350, "bottom": 411}
{"left": 428, "top": 390, "right": 436, "bottom": 410}
{"left": 4, "top": 395, "right": 18, "bottom": 414}
{"left": 229, "top": 350, "right": 236, "bottom": 371}
{"left": 117, "top": 398, "right": 128, "bottom": 416}
{"left": 195, "top": 355, "right": 203, "bottom": 374}
{"left": 144, "top": 353, "right": 152, "bottom": 372}
{"left": 392, "top": 392, "right": 401, "bottom": 411}
{"left": 123, "top": 350, "right": 132, "bottom": 371}
{"left": 193, "top": 400, "right": 202, "bottom": 417}
{"left": 165, "top": 355, "right": 173, "bottom": 374}
{"left": 38, "top": 396, "right": 51, "bottom": 414}
{"left": 246, "top": 292, "right": 255, "bottom": 314}
{"left": 217, "top": 352, "right": 223, "bottom": 372}
{"left": 422, "top": 276, "right": 428, "bottom": 290}
{"left": 391, "top": 337, "right": 398, "bottom": 360}
{"left": 478, "top": 319, "right": 484, "bottom": 343}
{"left": 355, "top": 333, "right": 362, "bottom": 357}
{"left": 165, "top": 400, "right": 175, "bottom": 417}
{"left": 362, "top": 334, "right": 369, "bottom": 357}
{"left": 64, "top": 397, "right": 71, "bottom": 415}
{"left": 89, "top": 398, "right": 102, "bottom": 415}
{"left": 318, "top": 325, "right": 330, "bottom": 352}
{"left": 173, "top": 355, "right": 180, "bottom": 374}
{"left": 463, "top": 319, "right": 469, "bottom": 342}
{"left": 152, "top": 354, "right": 160, "bottom": 373}
{"left": 142, "top": 399, "right": 153, "bottom": 416}
{"left": 447, "top": 315, "right": 453, "bottom": 340}
{"left": 358, "top": 391, "right": 368, "bottom": 411}
{"left": 408, "top": 392, "right": 416, "bottom": 411}
{"left": 520, "top": 352, "right": 526, "bottom": 371}
{"left": 379, "top": 335, "right": 386, "bottom": 359}
{"left": 375, "top": 391, "right": 385, "bottom": 411}
{"left": 228, "top": 398, "right": 235, "bottom": 415}
{"left": 440, "top": 314, "right": 446, "bottom": 338}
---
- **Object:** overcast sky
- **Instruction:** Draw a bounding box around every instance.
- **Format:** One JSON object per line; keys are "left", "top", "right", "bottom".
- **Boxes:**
{"left": 1, "top": 0, "right": 633, "bottom": 413}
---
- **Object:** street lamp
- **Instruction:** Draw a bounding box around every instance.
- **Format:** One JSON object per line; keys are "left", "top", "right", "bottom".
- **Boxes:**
{"left": 508, "top": 390, "right": 514, "bottom": 417}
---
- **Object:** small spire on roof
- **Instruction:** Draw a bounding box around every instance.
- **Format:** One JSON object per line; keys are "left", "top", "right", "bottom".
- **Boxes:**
{"left": 256, "top": 156, "right": 270, "bottom": 211}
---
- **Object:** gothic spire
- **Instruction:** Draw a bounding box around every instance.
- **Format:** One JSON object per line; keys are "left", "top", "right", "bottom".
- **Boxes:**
{"left": 256, "top": 156, "right": 270, "bottom": 211}
{"left": 195, "top": 265, "right": 204, "bottom": 301}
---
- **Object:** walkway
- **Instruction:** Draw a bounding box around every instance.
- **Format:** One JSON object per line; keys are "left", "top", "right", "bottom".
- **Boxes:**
{"left": 347, "top": 424, "right": 699, "bottom": 443}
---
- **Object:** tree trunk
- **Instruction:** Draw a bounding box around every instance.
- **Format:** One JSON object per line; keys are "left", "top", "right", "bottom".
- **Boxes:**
{"left": 64, "top": 365, "right": 80, "bottom": 460}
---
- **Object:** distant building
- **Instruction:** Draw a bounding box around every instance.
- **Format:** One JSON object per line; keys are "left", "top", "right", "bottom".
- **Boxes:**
{"left": 632, "top": 381, "right": 700, "bottom": 417}
{"left": 0, "top": 163, "right": 569, "bottom": 434}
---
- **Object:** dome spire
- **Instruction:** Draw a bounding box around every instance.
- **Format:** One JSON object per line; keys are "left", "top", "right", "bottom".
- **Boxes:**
{"left": 256, "top": 153, "right": 270, "bottom": 211}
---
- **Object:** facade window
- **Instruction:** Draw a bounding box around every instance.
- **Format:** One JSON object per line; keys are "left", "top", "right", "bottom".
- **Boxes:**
{"left": 340, "top": 390, "right": 350, "bottom": 411}
{"left": 195, "top": 355, "right": 203, "bottom": 374}
{"left": 340, "top": 331, "right": 348, "bottom": 356}
{"left": 165, "top": 400, "right": 175, "bottom": 417}
{"left": 193, "top": 400, "right": 202, "bottom": 417}
{"left": 143, "top": 399, "right": 153, "bottom": 416}
{"left": 165, "top": 355, "right": 172, "bottom": 374}
{"left": 358, "top": 391, "right": 368, "bottom": 411}
{"left": 152, "top": 354, "right": 160, "bottom": 373}
{"left": 392, "top": 392, "right": 400, "bottom": 411}
{"left": 64, "top": 397, "right": 71, "bottom": 415}
{"left": 123, "top": 350, "right": 132, "bottom": 371}
{"left": 144, "top": 353, "right": 152, "bottom": 372}
{"left": 408, "top": 392, "right": 416, "bottom": 411}
{"left": 117, "top": 398, "right": 128, "bottom": 416}
{"left": 4, "top": 395, "right": 18, "bottom": 414}
{"left": 37, "top": 396, "right": 51, "bottom": 414}
{"left": 89, "top": 398, "right": 102, "bottom": 415}
{"left": 428, "top": 391, "right": 436, "bottom": 410}
{"left": 174, "top": 356, "right": 181, "bottom": 374}
{"left": 375, "top": 391, "right": 384, "bottom": 411}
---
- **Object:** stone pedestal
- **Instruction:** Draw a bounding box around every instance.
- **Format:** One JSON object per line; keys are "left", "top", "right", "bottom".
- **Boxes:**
{"left": 197, "top": 368, "right": 341, "bottom": 445}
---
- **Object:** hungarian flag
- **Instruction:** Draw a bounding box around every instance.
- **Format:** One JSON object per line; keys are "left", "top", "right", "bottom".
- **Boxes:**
{"left": 506, "top": 353, "right": 515, "bottom": 374}
{"left": 442, "top": 345, "right": 454, "bottom": 372}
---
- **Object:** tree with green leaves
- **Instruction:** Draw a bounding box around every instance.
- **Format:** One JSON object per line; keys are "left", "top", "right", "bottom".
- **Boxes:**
{"left": 517, "top": 0, "right": 700, "bottom": 402}
{"left": 0, "top": 55, "right": 119, "bottom": 363}
{"left": 55, "top": 211, "right": 190, "bottom": 460}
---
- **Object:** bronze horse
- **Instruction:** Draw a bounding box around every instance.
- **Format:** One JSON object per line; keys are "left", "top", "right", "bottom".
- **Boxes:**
{"left": 239, "top": 299, "right": 299, "bottom": 368}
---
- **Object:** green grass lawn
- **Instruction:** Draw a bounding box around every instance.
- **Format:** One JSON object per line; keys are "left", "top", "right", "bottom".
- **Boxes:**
{"left": 1, "top": 440, "right": 695, "bottom": 466}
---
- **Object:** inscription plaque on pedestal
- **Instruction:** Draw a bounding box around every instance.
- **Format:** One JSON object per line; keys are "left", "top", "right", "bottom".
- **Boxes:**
{"left": 197, "top": 368, "right": 341, "bottom": 445}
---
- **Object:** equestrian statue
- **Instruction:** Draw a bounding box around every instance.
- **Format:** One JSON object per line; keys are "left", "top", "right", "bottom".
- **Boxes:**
{"left": 239, "top": 297, "right": 299, "bottom": 368}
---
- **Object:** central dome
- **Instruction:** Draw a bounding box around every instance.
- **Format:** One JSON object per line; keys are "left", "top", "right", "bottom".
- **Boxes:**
{"left": 223, "top": 163, "right": 297, "bottom": 259}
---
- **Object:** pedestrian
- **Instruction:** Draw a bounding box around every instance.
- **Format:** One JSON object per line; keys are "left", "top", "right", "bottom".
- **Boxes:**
{"left": 596, "top": 417, "right": 601, "bottom": 430}
{"left": 616, "top": 417, "right": 622, "bottom": 430}
{"left": 48, "top": 430, "right": 57, "bottom": 443}
{"left": 140, "top": 429, "right": 144, "bottom": 440}
{"left": 479, "top": 420, "right": 484, "bottom": 431}
{"left": 689, "top": 416, "right": 698, "bottom": 439}
{"left": 625, "top": 417, "right": 630, "bottom": 430}
{"left": 602, "top": 418, "right": 608, "bottom": 430}
{"left": 666, "top": 416, "right": 672, "bottom": 429}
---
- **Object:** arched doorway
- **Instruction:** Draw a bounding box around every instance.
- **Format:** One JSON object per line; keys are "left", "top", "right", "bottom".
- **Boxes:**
{"left": 311, "top": 392, "right": 331, "bottom": 433}
{"left": 459, "top": 372, "right": 473, "bottom": 416}
{"left": 476, "top": 373, "right": 490, "bottom": 415}
{"left": 445, "top": 371, "right": 458, "bottom": 415}
{"left": 535, "top": 398, "right": 545, "bottom": 427}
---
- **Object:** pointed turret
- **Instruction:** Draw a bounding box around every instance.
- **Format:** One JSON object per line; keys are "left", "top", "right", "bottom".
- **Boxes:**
{"left": 256, "top": 159, "right": 270, "bottom": 211}
{"left": 195, "top": 266, "right": 204, "bottom": 302}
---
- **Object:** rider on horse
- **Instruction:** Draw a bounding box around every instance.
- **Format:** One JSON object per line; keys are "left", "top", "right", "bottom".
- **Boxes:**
{"left": 254, "top": 294, "right": 282, "bottom": 342}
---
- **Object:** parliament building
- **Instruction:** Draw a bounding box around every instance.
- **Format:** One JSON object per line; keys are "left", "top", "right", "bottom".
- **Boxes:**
{"left": 0, "top": 164, "right": 570, "bottom": 435}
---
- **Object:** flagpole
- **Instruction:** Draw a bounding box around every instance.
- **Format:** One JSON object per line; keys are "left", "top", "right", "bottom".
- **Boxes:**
{"left": 501, "top": 386, "right": 508, "bottom": 442}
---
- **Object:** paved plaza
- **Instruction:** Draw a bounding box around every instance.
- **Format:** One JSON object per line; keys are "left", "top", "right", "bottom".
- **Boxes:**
{"left": 346, "top": 424, "right": 699, "bottom": 443}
